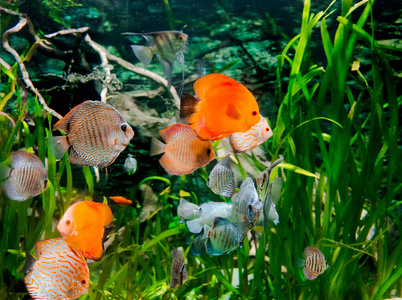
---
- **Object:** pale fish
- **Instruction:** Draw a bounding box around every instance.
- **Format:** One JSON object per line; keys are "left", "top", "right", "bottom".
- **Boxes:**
{"left": 207, "top": 155, "right": 235, "bottom": 198}
{"left": 0, "top": 150, "right": 48, "bottom": 201}
{"left": 229, "top": 115, "right": 273, "bottom": 153}
{"left": 23, "top": 237, "right": 89, "bottom": 300}
{"left": 299, "top": 247, "right": 328, "bottom": 280}
{"left": 185, "top": 202, "right": 236, "bottom": 234}
{"left": 177, "top": 198, "right": 201, "bottom": 221}
{"left": 170, "top": 248, "right": 188, "bottom": 288}
{"left": 206, "top": 217, "right": 239, "bottom": 256}
{"left": 123, "top": 153, "right": 137, "bottom": 175}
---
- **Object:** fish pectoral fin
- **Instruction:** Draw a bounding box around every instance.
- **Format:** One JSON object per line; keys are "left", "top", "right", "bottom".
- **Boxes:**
{"left": 47, "top": 136, "right": 70, "bottom": 160}
{"left": 297, "top": 258, "right": 305, "bottom": 268}
{"left": 186, "top": 219, "right": 203, "bottom": 234}
{"left": 150, "top": 138, "right": 166, "bottom": 156}
{"left": 131, "top": 45, "right": 153, "bottom": 68}
{"left": 180, "top": 93, "right": 200, "bottom": 119}
{"left": 226, "top": 103, "right": 241, "bottom": 120}
{"left": 156, "top": 55, "right": 174, "bottom": 89}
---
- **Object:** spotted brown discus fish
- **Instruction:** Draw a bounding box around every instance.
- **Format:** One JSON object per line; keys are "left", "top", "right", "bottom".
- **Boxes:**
{"left": 170, "top": 248, "right": 188, "bottom": 288}
{"left": 301, "top": 246, "right": 328, "bottom": 280}
{"left": 0, "top": 150, "right": 48, "bottom": 201}
{"left": 24, "top": 237, "right": 89, "bottom": 299}
{"left": 48, "top": 101, "right": 134, "bottom": 168}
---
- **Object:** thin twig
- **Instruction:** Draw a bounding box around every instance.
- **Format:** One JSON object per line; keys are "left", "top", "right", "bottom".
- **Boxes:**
{"left": 0, "top": 112, "right": 16, "bottom": 128}
{"left": 45, "top": 27, "right": 90, "bottom": 39}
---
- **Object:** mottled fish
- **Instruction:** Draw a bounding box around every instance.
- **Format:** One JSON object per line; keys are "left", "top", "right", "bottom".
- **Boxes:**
{"left": 123, "top": 30, "right": 188, "bottom": 89}
{"left": 24, "top": 237, "right": 89, "bottom": 300}
{"left": 180, "top": 73, "right": 260, "bottom": 140}
{"left": 300, "top": 247, "right": 328, "bottom": 280}
{"left": 150, "top": 123, "right": 215, "bottom": 175}
{"left": 170, "top": 248, "right": 188, "bottom": 288}
{"left": 48, "top": 100, "right": 134, "bottom": 168}
{"left": 57, "top": 201, "right": 113, "bottom": 260}
{"left": 123, "top": 153, "right": 137, "bottom": 175}
{"left": 229, "top": 115, "right": 272, "bottom": 153}
{"left": 235, "top": 177, "right": 262, "bottom": 242}
{"left": 177, "top": 198, "right": 201, "bottom": 221}
{"left": 207, "top": 155, "right": 235, "bottom": 198}
{"left": 0, "top": 150, "right": 48, "bottom": 201}
{"left": 185, "top": 201, "right": 236, "bottom": 234}
{"left": 206, "top": 217, "right": 239, "bottom": 256}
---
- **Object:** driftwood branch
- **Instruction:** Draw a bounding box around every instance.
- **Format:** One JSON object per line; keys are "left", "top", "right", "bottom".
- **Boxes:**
{"left": 44, "top": 27, "right": 90, "bottom": 39}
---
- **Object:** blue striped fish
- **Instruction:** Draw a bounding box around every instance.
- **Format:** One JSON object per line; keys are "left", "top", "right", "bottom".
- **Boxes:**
{"left": 207, "top": 155, "right": 235, "bottom": 198}
{"left": 24, "top": 237, "right": 89, "bottom": 299}
{"left": 206, "top": 217, "right": 239, "bottom": 256}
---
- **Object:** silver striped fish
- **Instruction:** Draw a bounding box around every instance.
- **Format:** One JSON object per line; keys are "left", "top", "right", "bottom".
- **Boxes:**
{"left": 207, "top": 155, "right": 235, "bottom": 198}
{"left": 24, "top": 237, "right": 89, "bottom": 299}
{"left": 0, "top": 150, "right": 48, "bottom": 201}
{"left": 229, "top": 115, "right": 272, "bottom": 153}
{"left": 206, "top": 217, "right": 239, "bottom": 256}
{"left": 301, "top": 246, "right": 328, "bottom": 280}
{"left": 48, "top": 100, "right": 134, "bottom": 168}
{"left": 170, "top": 248, "right": 188, "bottom": 288}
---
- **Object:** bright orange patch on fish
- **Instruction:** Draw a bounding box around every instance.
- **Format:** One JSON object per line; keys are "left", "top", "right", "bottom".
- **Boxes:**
{"left": 110, "top": 196, "right": 133, "bottom": 206}
{"left": 180, "top": 74, "right": 260, "bottom": 140}
{"left": 57, "top": 201, "right": 113, "bottom": 260}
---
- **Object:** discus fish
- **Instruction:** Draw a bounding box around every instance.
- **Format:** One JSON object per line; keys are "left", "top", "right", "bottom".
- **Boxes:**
{"left": 57, "top": 201, "right": 113, "bottom": 260}
{"left": 177, "top": 198, "right": 201, "bottom": 221}
{"left": 123, "top": 31, "right": 187, "bottom": 89}
{"left": 0, "top": 150, "right": 48, "bottom": 201}
{"left": 190, "top": 224, "right": 211, "bottom": 256}
{"left": 229, "top": 115, "right": 272, "bottom": 153}
{"left": 235, "top": 177, "right": 262, "bottom": 242}
{"left": 124, "top": 154, "right": 137, "bottom": 175}
{"left": 207, "top": 155, "right": 235, "bottom": 198}
{"left": 185, "top": 202, "right": 236, "bottom": 234}
{"left": 110, "top": 196, "right": 134, "bottom": 206}
{"left": 206, "top": 217, "right": 239, "bottom": 256}
{"left": 48, "top": 100, "right": 134, "bottom": 168}
{"left": 300, "top": 247, "right": 328, "bottom": 280}
{"left": 170, "top": 248, "right": 188, "bottom": 288}
{"left": 180, "top": 73, "right": 260, "bottom": 140}
{"left": 23, "top": 237, "right": 89, "bottom": 300}
{"left": 150, "top": 123, "right": 215, "bottom": 175}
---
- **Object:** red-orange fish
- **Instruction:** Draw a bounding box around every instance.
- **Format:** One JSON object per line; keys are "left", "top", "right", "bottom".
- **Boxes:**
{"left": 57, "top": 201, "right": 113, "bottom": 260}
{"left": 24, "top": 237, "right": 89, "bottom": 300}
{"left": 109, "top": 196, "right": 134, "bottom": 206}
{"left": 180, "top": 73, "right": 260, "bottom": 140}
{"left": 0, "top": 150, "right": 48, "bottom": 201}
{"left": 150, "top": 123, "right": 215, "bottom": 175}
{"left": 48, "top": 100, "right": 134, "bottom": 168}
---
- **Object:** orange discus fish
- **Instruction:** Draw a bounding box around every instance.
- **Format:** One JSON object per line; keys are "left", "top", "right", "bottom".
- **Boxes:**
{"left": 180, "top": 73, "right": 260, "bottom": 140}
{"left": 24, "top": 237, "right": 89, "bottom": 300}
{"left": 150, "top": 123, "right": 215, "bottom": 175}
{"left": 300, "top": 246, "right": 328, "bottom": 280}
{"left": 48, "top": 100, "right": 134, "bottom": 168}
{"left": 57, "top": 201, "right": 113, "bottom": 260}
{"left": 109, "top": 196, "right": 134, "bottom": 206}
{"left": 229, "top": 115, "right": 273, "bottom": 153}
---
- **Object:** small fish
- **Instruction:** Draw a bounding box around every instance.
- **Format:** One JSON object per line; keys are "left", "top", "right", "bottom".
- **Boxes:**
{"left": 229, "top": 115, "right": 272, "bottom": 153}
{"left": 206, "top": 217, "right": 239, "bottom": 256}
{"left": 207, "top": 155, "right": 235, "bottom": 198}
{"left": 190, "top": 224, "right": 211, "bottom": 256}
{"left": 180, "top": 73, "right": 260, "bottom": 140}
{"left": 23, "top": 237, "right": 89, "bottom": 300}
{"left": 123, "top": 153, "right": 137, "bottom": 175}
{"left": 123, "top": 30, "right": 188, "bottom": 89}
{"left": 57, "top": 201, "right": 113, "bottom": 260}
{"left": 235, "top": 177, "right": 262, "bottom": 242}
{"left": 300, "top": 247, "right": 328, "bottom": 280}
{"left": 170, "top": 248, "right": 188, "bottom": 288}
{"left": 185, "top": 202, "right": 236, "bottom": 234}
{"left": 177, "top": 198, "right": 201, "bottom": 221}
{"left": 109, "top": 196, "right": 134, "bottom": 206}
{"left": 48, "top": 100, "right": 134, "bottom": 168}
{"left": 150, "top": 123, "right": 215, "bottom": 175}
{"left": 0, "top": 150, "right": 48, "bottom": 201}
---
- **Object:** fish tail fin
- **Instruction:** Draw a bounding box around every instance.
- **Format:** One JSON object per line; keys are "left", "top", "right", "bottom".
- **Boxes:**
{"left": 186, "top": 219, "right": 203, "bottom": 233}
{"left": 180, "top": 93, "right": 200, "bottom": 119}
{"left": 131, "top": 45, "right": 153, "bottom": 68}
{"left": 297, "top": 258, "right": 305, "bottom": 268}
{"left": 20, "top": 253, "right": 36, "bottom": 274}
{"left": 47, "top": 136, "right": 70, "bottom": 160}
{"left": 150, "top": 138, "right": 166, "bottom": 156}
{"left": 0, "top": 163, "right": 11, "bottom": 180}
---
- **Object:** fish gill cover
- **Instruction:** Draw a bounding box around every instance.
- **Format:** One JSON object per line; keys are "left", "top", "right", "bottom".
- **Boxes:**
{"left": 0, "top": 0, "right": 401, "bottom": 299}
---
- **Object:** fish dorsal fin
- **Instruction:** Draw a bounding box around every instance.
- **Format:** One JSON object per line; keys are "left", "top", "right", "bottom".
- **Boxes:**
{"left": 159, "top": 123, "right": 186, "bottom": 143}
{"left": 218, "top": 155, "right": 232, "bottom": 168}
{"left": 150, "top": 138, "right": 166, "bottom": 156}
{"left": 226, "top": 103, "right": 241, "bottom": 120}
{"left": 212, "top": 216, "right": 232, "bottom": 229}
{"left": 53, "top": 102, "right": 87, "bottom": 133}
{"left": 180, "top": 93, "right": 200, "bottom": 119}
{"left": 94, "top": 202, "right": 113, "bottom": 226}
{"left": 20, "top": 253, "right": 37, "bottom": 274}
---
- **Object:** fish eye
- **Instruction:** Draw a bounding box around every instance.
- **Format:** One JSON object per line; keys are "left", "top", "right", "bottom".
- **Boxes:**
{"left": 44, "top": 178, "right": 48, "bottom": 186}
{"left": 252, "top": 111, "right": 257, "bottom": 116}
{"left": 66, "top": 220, "right": 71, "bottom": 226}
{"left": 121, "top": 124, "right": 127, "bottom": 132}
{"left": 81, "top": 280, "right": 86, "bottom": 285}
{"left": 206, "top": 148, "right": 211, "bottom": 155}
{"left": 266, "top": 128, "right": 270, "bottom": 131}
